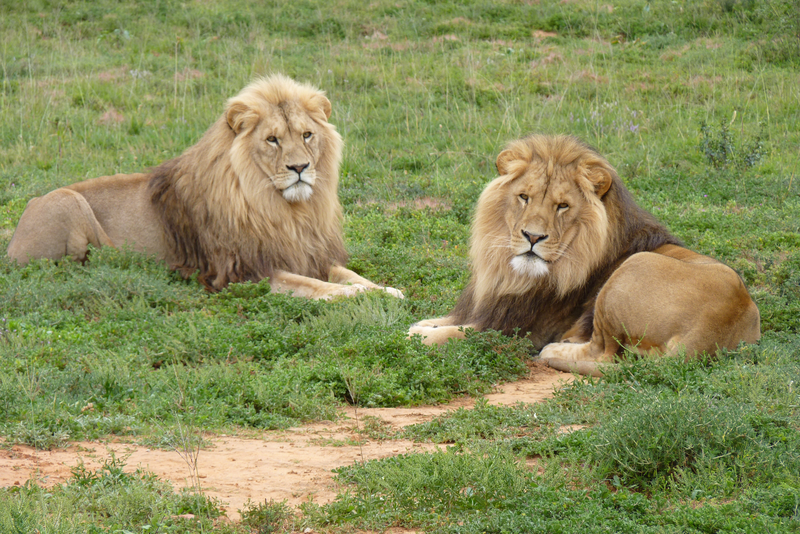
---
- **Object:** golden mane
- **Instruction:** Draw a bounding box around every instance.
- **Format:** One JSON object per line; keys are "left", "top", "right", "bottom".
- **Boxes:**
{"left": 149, "top": 74, "right": 347, "bottom": 290}
{"left": 470, "top": 135, "right": 618, "bottom": 306}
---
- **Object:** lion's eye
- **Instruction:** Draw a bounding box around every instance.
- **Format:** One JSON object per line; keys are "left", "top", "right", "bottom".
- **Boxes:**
{"left": 519, "top": 194, "right": 529, "bottom": 203}
{"left": 557, "top": 202, "right": 569, "bottom": 211}
{"left": 303, "top": 131, "right": 312, "bottom": 140}
{"left": 266, "top": 136, "right": 278, "bottom": 145}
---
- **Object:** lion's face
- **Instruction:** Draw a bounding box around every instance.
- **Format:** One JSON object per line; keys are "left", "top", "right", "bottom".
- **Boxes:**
{"left": 504, "top": 163, "right": 593, "bottom": 278}
{"left": 247, "top": 101, "right": 324, "bottom": 202}
{"left": 226, "top": 80, "right": 338, "bottom": 204}
{"left": 471, "top": 136, "right": 616, "bottom": 300}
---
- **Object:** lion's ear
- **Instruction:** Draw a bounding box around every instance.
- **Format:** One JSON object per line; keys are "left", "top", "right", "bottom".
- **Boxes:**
{"left": 226, "top": 101, "right": 257, "bottom": 134}
{"left": 587, "top": 163, "right": 614, "bottom": 197}
{"left": 308, "top": 94, "right": 332, "bottom": 121}
{"left": 495, "top": 149, "right": 517, "bottom": 176}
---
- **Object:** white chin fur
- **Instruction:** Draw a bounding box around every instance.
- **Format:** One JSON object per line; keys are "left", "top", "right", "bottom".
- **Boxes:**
{"left": 282, "top": 182, "right": 313, "bottom": 203}
{"left": 510, "top": 255, "right": 549, "bottom": 278}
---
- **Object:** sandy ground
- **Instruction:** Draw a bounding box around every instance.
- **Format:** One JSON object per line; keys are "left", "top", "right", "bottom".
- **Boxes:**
{"left": 0, "top": 363, "right": 573, "bottom": 523}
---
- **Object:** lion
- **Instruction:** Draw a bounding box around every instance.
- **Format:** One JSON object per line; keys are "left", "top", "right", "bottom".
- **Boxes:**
{"left": 409, "top": 135, "right": 760, "bottom": 376}
{"left": 7, "top": 74, "right": 403, "bottom": 300}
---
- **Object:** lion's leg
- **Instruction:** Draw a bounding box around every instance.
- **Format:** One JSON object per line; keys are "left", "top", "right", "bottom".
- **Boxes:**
{"left": 559, "top": 310, "right": 594, "bottom": 344}
{"left": 540, "top": 269, "right": 632, "bottom": 377}
{"left": 328, "top": 264, "right": 404, "bottom": 298}
{"left": 7, "top": 188, "right": 114, "bottom": 264}
{"left": 270, "top": 270, "right": 369, "bottom": 300}
{"left": 327, "top": 264, "right": 379, "bottom": 287}
{"left": 540, "top": 326, "right": 619, "bottom": 377}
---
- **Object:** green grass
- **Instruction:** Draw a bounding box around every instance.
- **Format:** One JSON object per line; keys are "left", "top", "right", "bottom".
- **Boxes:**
{"left": 1, "top": 453, "right": 235, "bottom": 533}
{"left": 1, "top": 0, "right": 799, "bottom": 532}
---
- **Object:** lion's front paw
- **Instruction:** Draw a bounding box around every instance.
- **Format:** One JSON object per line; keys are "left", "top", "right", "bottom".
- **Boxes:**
{"left": 319, "top": 283, "right": 368, "bottom": 300}
{"left": 407, "top": 323, "right": 469, "bottom": 346}
{"left": 538, "top": 343, "right": 560, "bottom": 362}
{"left": 544, "top": 357, "right": 605, "bottom": 377}
{"left": 407, "top": 324, "right": 437, "bottom": 337}
{"left": 381, "top": 286, "right": 405, "bottom": 299}
{"left": 407, "top": 324, "right": 444, "bottom": 346}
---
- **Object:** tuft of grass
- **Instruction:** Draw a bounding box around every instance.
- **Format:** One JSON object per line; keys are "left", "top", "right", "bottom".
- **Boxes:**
{"left": 240, "top": 499, "right": 296, "bottom": 534}
{"left": 401, "top": 397, "right": 579, "bottom": 446}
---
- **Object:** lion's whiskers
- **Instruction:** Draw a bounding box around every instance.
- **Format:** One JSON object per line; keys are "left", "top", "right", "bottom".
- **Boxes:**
{"left": 487, "top": 242, "right": 513, "bottom": 252}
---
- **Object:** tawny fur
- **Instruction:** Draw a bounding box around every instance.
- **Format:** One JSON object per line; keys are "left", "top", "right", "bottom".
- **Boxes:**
{"left": 409, "top": 135, "right": 759, "bottom": 374}
{"left": 7, "top": 75, "right": 403, "bottom": 300}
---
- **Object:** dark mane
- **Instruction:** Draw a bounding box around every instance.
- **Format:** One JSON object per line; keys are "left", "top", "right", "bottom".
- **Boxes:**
{"left": 148, "top": 158, "right": 210, "bottom": 283}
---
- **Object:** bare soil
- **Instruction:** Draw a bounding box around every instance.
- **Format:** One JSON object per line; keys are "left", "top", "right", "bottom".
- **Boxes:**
{"left": 0, "top": 364, "right": 572, "bottom": 522}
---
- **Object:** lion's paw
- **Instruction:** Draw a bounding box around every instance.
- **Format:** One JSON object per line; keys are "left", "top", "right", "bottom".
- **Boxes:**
{"left": 407, "top": 323, "right": 465, "bottom": 346}
{"left": 537, "top": 344, "right": 559, "bottom": 362}
{"left": 381, "top": 286, "right": 405, "bottom": 299}
{"left": 544, "top": 356, "right": 607, "bottom": 378}
{"left": 407, "top": 324, "right": 437, "bottom": 337}
{"left": 320, "top": 283, "right": 368, "bottom": 300}
{"left": 539, "top": 341, "right": 588, "bottom": 362}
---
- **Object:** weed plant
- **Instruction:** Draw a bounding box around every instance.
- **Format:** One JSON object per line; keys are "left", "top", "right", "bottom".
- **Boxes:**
{"left": 700, "top": 119, "right": 766, "bottom": 170}
{"left": 1, "top": 0, "right": 799, "bottom": 531}
{"left": 240, "top": 499, "right": 296, "bottom": 534}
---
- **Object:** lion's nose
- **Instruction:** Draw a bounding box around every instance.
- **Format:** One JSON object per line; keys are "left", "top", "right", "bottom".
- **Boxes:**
{"left": 287, "top": 163, "right": 309, "bottom": 175}
{"left": 522, "top": 230, "right": 548, "bottom": 245}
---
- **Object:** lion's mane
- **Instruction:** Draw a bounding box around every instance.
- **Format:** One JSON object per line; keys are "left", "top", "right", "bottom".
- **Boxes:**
{"left": 148, "top": 75, "right": 347, "bottom": 291}
{"left": 449, "top": 135, "right": 682, "bottom": 348}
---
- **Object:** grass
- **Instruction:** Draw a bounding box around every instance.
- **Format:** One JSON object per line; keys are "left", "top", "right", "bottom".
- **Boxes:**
{"left": 1, "top": 453, "right": 233, "bottom": 533}
{"left": 1, "top": 0, "right": 799, "bottom": 532}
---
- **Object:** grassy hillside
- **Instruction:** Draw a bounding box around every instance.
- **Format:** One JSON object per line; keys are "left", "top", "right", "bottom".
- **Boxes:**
{"left": 1, "top": 0, "right": 799, "bottom": 532}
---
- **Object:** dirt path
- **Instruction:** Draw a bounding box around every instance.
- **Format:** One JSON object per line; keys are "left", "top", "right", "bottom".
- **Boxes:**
{"left": 0, "top": 364, "right": 572, "bottom": 521}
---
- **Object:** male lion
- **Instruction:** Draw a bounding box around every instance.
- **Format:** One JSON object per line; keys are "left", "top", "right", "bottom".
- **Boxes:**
{"left": 409, "top": 135, "right": 760, "bottom": 376}
{"left": 7, "top": 75, "right": 402, "bottom": 300}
